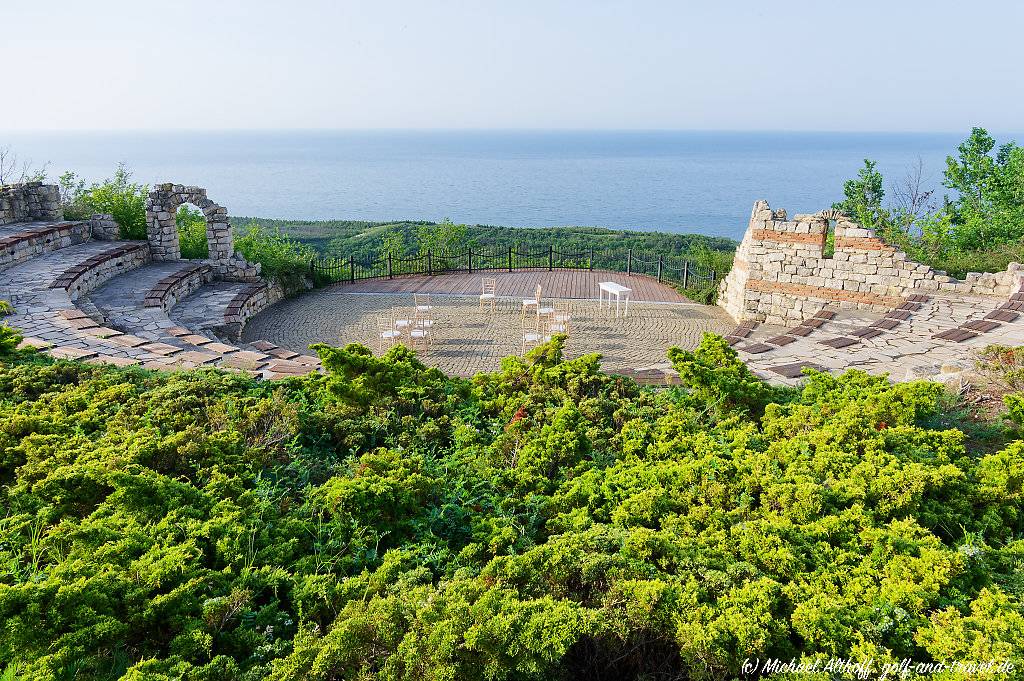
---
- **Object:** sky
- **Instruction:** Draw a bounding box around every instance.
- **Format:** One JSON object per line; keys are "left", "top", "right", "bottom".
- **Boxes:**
{"left": 2, "top": 0, "right": 1022, "bottom": 132}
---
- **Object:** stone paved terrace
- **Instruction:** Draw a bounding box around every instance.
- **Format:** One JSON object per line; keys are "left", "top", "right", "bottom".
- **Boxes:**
{"left": 731, "top": 290, "right": 1024, "bottom": 386}
{"left": 242, "top": 270, "right": 731, "bottom": 377}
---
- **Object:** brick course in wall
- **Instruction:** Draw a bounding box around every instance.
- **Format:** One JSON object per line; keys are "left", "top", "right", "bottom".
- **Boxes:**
{"left": 719, "top": 200, "right": 1024, "bottom": 326}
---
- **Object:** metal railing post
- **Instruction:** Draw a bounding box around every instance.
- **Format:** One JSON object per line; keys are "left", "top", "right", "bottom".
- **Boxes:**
{"left": 626, "top": 249, "right": 631, "bottom": 276}
{"left": 508, "top": 245, "right": 513, "bottom": 272}
{"left": 548, "top": 244, "right": 553, "bottom": 271}
{"left": 427, "top": 249, "right": 433, "bottom": 276}
{"left": 387, "top": 253, "right": 393, "bottom": 279}
{"left": 657, "top": 256, "right": 663, "bottom": 283}
{"left": 682, "top": 261, "right": 689, "bottom": 288}
{"left": 349, "top": 255, "right": 355, "bottom": 283}
{"left": 468, "top": 247, "right": 473, "bottom": 273}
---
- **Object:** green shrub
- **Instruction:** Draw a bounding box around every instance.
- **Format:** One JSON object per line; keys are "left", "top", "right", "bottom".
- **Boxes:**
{"left": 235, "top": 222, "right": 317, "bottom": 284}
{"left": 0, "top": 337, "right": 1021, "bottom": 680}
{"left": 58, "top": 164, "right": 148, "bottom": 239}
{"left": 176, "top": 205, "right": 209, "bottom": 259}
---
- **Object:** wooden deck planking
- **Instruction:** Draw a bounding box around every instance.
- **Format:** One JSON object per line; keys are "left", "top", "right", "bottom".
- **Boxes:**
{"left": 327, "top": 269, "right": 691, "bottom": 303}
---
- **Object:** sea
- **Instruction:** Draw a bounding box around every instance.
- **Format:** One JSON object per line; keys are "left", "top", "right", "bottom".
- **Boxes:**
{"left": 1, "top": 130, "right": 989, "bottom": 240}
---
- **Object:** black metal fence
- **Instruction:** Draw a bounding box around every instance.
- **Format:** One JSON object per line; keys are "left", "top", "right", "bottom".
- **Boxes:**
{"left": 310, "top": 245, "right": 721, "bottom": 291}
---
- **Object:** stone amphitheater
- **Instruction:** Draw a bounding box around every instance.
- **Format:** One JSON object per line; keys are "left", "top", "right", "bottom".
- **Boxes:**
{"left": 0, "top": 181, "right": 320, "bottom": 379}
{"left": 3, "top": 180, "right": 1024, "bottom": 387}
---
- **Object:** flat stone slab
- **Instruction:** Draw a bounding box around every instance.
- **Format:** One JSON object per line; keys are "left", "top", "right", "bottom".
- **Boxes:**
{"left": 933, "top": 328, "right": 979, "bottom": 342}
{"left": 141, "top": 342, "right": 183, "bottom": 356}
{"left": 176, "top": 350, "right": 220, "bottom": 364}
{"left": 961, "top": 320, "right": 1001, "bottom": 333}
{"left": 765, "top": 335, "right": 797, "bottom": 346}
{"left": 768, "top": 362, "right": 826, "bottom": 379}
{"left": 47, "top": 346, "right": 97, "bottom": 360}
{"left": 203, "top": 342, "right": 239, "bottom": 354}
{"left": 986, "top": 309, "right": 1019, "bottom": 322}
{"left": 819, "top": 336, "right": 859, "bottom": 349}
{"left": 86, "top": 355, "right": 139, "bottom": 367}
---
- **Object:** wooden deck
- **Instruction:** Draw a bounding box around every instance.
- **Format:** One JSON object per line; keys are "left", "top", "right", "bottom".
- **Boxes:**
{"left": 326, "top": 269, "right": 691, "bottom": 303}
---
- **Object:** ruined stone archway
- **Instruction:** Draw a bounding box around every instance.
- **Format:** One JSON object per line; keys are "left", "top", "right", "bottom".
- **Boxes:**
{"left": 145, "top": 184, "right": 234, "bottom": 261}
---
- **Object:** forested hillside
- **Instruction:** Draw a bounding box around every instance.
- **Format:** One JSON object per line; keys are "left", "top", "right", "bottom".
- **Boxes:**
{"left": 236, "top": 216, "right": 738, "bottom": 262}
{"left": 1, "top": 334, "right": 1021, "bottom": 680}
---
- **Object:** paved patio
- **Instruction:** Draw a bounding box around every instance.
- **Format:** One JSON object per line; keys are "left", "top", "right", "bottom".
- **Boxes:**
{"left": 241, "top": 271, "right": 731, "bottom": 377}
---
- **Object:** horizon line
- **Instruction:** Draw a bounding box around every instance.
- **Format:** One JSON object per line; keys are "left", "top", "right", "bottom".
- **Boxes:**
{"left": 4, "top": 126, "right": 1019, "bottom": 136}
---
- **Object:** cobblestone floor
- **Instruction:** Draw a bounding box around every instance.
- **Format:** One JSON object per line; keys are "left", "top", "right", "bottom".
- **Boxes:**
{"left": 242, "top": 292, "right": 733, "bottom": 376}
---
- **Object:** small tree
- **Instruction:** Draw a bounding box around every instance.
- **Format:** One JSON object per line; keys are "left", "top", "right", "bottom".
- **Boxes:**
{"left": 833, "top": 159, "right": 888, "bottom": 228}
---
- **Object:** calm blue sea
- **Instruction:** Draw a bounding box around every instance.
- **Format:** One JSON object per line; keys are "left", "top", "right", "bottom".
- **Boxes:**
{"left": 2, "top": 130, "right": 981, "bottom": 239}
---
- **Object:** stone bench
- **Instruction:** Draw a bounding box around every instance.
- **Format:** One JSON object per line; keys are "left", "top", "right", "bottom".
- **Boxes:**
{"left": 0, "top": 221, "right": 92, "bottom": 271}
{"left": 143, "top": 264, "right": 214, "bottom": 312}
{"left": 49, "top": 243, "right": 150, "bottom": 300}
{"left": 221, "top": 282, "right": 284, "bottom": 337}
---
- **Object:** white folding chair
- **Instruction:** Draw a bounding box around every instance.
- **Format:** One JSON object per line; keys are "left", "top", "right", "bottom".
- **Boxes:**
{"left": 547, "top": 300, "right": 571, "bottom": 335}
{"left": 414, "top": 293, "right": 433, "bottom": 314}
{"left": 393, "top": 307, "right": 413, "bottom": 334}
{"left": 522, "top": 313, "right": 543, "bottom": 355}
{"left": 522, "top": 284, "right": 542, "bottom": 321}
{"left": 377, "top": 315, "right": 401, "bottom": 354}
{"left": 479, "top": 277, "right": 496, "bottom": 312}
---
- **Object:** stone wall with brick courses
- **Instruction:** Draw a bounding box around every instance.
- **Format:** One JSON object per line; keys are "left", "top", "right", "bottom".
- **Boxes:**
{"left": 719, "top": 200, "right": 1024, "bottom": 326}
{"left": 221, "top": 282, "right": 285, "bottom": 339}
{"left": 50, "top": 245, "right": 152, "bottom": 302}
{"left": 143, "top": 264, "right": 215, "bottom": 313}
{"left": 0, "top": 182, "right": 62, "bottom": 225}
{"left": 0, "top": 221, "right": 93, "bottom": 271}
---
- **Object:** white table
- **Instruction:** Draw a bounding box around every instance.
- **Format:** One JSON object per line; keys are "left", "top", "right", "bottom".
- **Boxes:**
{"left": 598, "top": 281, "right": 632, "bottom": 317}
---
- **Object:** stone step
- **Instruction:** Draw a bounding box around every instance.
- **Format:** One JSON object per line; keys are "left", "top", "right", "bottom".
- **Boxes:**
{"left": 0, "top": 220, "right": 93, "bottom": 272}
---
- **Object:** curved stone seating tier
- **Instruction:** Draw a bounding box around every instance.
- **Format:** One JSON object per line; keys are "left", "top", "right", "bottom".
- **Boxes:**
{"left": 166, "top": 279, "right": 284, "bottom": 340}
{"left": 49, "top": 243, "right": 150, "bottom": 300}
{"left": 224, "top": 283, "right": 282, "bottom": 332}
{"left": 0, "top": 220, "right": 93, "bottom": 271}
{"left": 143, "top": 263, "right": 214, "bottom": 312}
{"left": 0, "top": 181, "right": 317, "bottom": 381}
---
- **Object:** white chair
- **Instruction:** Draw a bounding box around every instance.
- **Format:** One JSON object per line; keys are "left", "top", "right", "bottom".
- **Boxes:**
{"left": 553, "top": 300, "right": 572, "bottom": 331}
{"left": 522, "top": 314, "right": 544, "bottom": 355}
{"left": 377, "top": 315, "right": 401, "bottom": 354}
{"left": 479, "top": 277, "right": 496, "bottom": 312}
{"left": 410, "top": 325, "right": 431, "bottom": 353}
{"left": 414, "top": 294, "right": 433, "bottom": 314}
{"left": 393, "top": 307, "right": 413, "bottom": 333}
{"left": 522, "top": 284, "right": 542, "bottom": 321}
{"left": 546, "top": 300, "right": 571, "bottom": 335}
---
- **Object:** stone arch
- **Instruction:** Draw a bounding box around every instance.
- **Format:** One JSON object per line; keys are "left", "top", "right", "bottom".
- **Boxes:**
{"left": 145, "top": 183, "right": 234, "bottom": 261}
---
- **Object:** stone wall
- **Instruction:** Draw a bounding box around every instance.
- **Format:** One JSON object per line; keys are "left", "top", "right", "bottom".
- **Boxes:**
{"left": 89, "top": 214, "right": 120, "bottom": 241}
{"left": 1, "top": 221, "right": 92, "bottom": 270}
{"left": 0, "top": 182, "right": 62, "bottom": 225}
{"left": 719, "top": 200, "right": 1024, "bottom": 326}
{"left": 145, "top": 184, "right": 234, "bottom": 261}
{"left": 220, "top": 282, "right": 285, "bottom": 339}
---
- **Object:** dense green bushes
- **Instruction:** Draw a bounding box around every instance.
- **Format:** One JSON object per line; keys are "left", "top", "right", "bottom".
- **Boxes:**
{"left": 0, "top": 335, "right": 1021, "bottom": 680}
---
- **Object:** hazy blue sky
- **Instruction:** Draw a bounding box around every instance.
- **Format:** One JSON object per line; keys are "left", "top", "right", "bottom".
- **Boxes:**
{"left": 3, "top": 0, "right": 1022, "bottom": 131}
